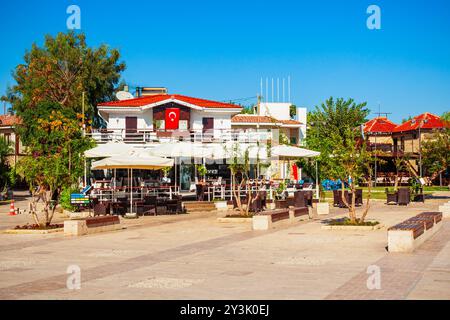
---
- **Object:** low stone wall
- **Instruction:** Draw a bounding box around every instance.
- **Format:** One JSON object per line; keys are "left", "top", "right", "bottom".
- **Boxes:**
{"left": 388, "top": 212, "right": 443, "bottom": 253}
{"left": 64, "top": 216, "right": 124, "bottom": 236}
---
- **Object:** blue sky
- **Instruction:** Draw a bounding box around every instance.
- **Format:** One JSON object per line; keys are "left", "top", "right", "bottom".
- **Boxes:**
{"left": 0, "top": 0, "right": 449, "bottom": 123}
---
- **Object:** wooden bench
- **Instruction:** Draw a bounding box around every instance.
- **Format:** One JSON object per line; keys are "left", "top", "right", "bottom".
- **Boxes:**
{"left": 290, "top": 207, "right": 309, "bottom": 220}
{"left": 85, "top": 216, "right": 120, "bottom": 228}
{"left": 252, "top": 209, "right": 290, "bottom": 230}
{"left": 64, "top": 216, "right": 123, "bottom": 236}
{"left": 388, "top": 212, "right": 443, "bottom": 252}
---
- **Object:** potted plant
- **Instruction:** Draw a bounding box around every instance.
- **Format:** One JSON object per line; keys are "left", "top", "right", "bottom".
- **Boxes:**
{"left": 197, "top": 164, "right": 207, "bottom": 182}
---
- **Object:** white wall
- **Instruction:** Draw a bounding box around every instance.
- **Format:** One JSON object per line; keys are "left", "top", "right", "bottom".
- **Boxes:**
{"left": 259, "top": 102, "right": 291, "bottom": 120}
{"left": 106, "top": 110, "right": 153, "bottom": 130}
{"left": 296, "top": 106, "right": 307, "bottom": 141}
{"left": 190, "top": 110, "right": 232, "bottom": 138}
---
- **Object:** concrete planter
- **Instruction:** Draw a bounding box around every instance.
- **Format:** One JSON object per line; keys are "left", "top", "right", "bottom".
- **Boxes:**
{"left": 321, "top": 223, "right": 383, "bottom": 231}
{"left": 214, "top": 201, "right": 228, "bottom": 211}
{"left": 316, "top": 202, "right": 330, "bottom": 215}
{"left": 68, "top": 211, "right": 92, "bottom": 219}
{"left": 3, "top": 228, "right": 64, "bottom": 234}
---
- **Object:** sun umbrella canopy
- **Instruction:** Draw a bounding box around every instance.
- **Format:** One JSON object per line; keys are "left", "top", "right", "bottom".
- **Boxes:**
{"left": 271, "top": 145, "right": 320, "bottom": 158}
{"left": 91, "top": 155, "right": 174, "bottom": 170}
{"left": 205, "top": 142, "right": 269, "bottom": 161}
{"left": 149, "top": 141, "right": 212, "bottom": 158}
{"left": 85, "top": 143, "right": 135, "bottom": 158}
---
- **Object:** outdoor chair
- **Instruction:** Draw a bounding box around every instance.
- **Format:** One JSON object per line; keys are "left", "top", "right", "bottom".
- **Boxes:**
{"left": 93, "top": 201, "right": 110, "bottom": 216}
{"left": 249, "top": 192, "right": 262, "bottom": 213}
{"left": 398, "top": 188, "right": 410, "bottom": 206}
{"left": 141, "top": 195, "right": 157, "bottom": 215}
{"left": 413, "top": 187, "right": 425, "bottom": 202}
{"left": 332, "top": 190, "right": 340, "bottom": 207}
{"left": 259, "top": 191, "right": 267, "bottom": 210}
{"left": 334, "top": 190, "right": 349, "bottom": 208}
{"left": 196, "top": 184, "right": 205, "bottom": 201}
{"left": 294, "top": 191, "right": 306, "bottom": 208}
{"left": 156, "top": 197, "right": 168, "bottom": 215}
{"left": 386, "top": 188, "right": 398, "bottom": 205}
{"left": 355, "top": 189, "right": 363, "bottom": 206}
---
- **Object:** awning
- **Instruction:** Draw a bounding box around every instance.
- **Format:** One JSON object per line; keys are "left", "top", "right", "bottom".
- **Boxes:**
{"left": 91, "top": 155, "right": 174, "bottom": 170}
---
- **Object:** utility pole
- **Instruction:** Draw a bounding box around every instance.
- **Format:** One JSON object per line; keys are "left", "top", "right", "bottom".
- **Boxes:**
{"left": 82, "top": 91, "right": 87, "bottom": 187}
{"left": 418, "top": 119, "right": 428, "bottom": 178}
{"left": 82, "top": 91, "right": 86, "bottom": 137}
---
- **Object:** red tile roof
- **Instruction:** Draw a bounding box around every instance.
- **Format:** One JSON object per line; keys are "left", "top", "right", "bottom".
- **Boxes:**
{"left": 279, "top": 119, "right": 302, "bottom": 125}
{"left": 231, "top": 115, "right": 302, "bottom": 126}
{"left": 393, "top": 112, "right": 450, "bottom": 133}
{"left": 232, "top": 115, "right": 277, "bottom": 123}
{"left": 98, "top": 94, "right": 242, "bottom": 109}
{"left": 0, "top": 114, "right": 21, "bottom": 127}
{"left": 364, "top": 117, "right": 398, "bottom": 133}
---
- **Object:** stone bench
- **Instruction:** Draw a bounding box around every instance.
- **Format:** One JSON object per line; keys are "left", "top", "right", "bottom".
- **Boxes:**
{"left": 252, "top": 209, "right": 290, "bottom": 230}
{"left": 438, "top": 201, "right": 450, "bottom": 219}
{"left": 388, "top": 212, "right": 443, "bottom": 253}
{"left": 64, "top": 215, "right": 123, "bottom": 236}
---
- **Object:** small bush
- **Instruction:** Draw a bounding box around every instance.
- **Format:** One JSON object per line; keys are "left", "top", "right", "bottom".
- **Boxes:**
{"left": 328, "top": 217, "right": 379, "bottom": 226}
{"left": 60, "top": 186, "right": 78, "bottom": 211}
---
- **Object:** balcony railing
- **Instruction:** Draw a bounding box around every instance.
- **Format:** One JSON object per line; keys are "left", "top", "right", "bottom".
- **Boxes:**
{"left": 86, "top": 128, "right": 278, "bottom": 144}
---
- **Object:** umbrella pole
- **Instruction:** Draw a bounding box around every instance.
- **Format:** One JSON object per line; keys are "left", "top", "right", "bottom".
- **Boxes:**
{"left": 315, "top": 159, "right": 319, "bottom": 199}
{"left": 130, "top": 168, "right": 133, "bottom": 214}
{"left": 175, "top": 157, "right": 177, "bottom": 194}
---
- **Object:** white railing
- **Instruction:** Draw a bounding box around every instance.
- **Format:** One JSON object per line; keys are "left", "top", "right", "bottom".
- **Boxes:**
{"left": 86, "top": 128, "right": 274, "bottom": 144}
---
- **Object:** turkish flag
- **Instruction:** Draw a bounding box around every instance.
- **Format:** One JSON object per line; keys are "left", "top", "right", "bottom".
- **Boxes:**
{"left": 165, "top": 108, "right": 180, "bottom": 130}
{"left": 292, "top": 163, "right": 299, "bottom": 181}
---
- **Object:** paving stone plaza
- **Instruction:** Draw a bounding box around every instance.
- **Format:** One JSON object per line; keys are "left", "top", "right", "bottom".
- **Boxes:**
{"left": 0, "top": 191, "right": 449, "bottom": 300}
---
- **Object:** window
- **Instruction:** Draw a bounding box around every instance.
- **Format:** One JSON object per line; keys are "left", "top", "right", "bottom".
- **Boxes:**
{"left": 179, "top": 120, "right": 188, "bottom": 130}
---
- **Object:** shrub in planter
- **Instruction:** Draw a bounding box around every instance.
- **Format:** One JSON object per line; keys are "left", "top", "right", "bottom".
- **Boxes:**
{"left": 60, "top": 186, "right": 78, "bottom": 212}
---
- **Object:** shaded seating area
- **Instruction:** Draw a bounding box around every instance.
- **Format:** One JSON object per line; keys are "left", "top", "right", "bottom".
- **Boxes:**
{"left": 385, "top": 187, "right": 411, "bottom": 206}
{"left": 332, "top": 189, "right": 363, "bottom": 208}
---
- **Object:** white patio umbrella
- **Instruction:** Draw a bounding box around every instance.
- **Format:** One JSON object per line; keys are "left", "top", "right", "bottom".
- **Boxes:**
{"left": 271, "top": 145, "right": 321, "bottom": 158}
{"left": 91, "top": 155, "right": 174, "bottom": 214}
{"left": 271, "top": 145, "right": 321, "bottom": 198}
{"left": 148, "top": 142, "right": 212, "bottom": 191}
{"left": 85, "top": 142, "right": 135, "bottom": 158}
{"left": 205, "top": 142, "right": 268, "bottom": 161}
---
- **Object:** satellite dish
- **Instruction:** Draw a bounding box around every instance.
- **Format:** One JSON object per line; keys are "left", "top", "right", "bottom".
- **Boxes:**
{"left": 116, "top": 91, "right": 134, "bottom": 101}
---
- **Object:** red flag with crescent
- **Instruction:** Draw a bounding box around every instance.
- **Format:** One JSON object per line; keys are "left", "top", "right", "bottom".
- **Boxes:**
{"left": 292, "top": 163, "right": 299, "bottom": 181}
{"left": 165, "top": 108, "right": 180, "bottom": 130}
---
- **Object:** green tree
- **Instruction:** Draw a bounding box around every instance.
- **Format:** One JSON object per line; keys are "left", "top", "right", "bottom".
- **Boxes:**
{"left": 327, "top": 127, "right": 374, "bottom": 223}
{"left": 305, "top": 97, "right": 373, "bottom": 223}
{"left": 15, "top": 105, "right": 93, "bottom": 227}
{"left": 289, "top": 104, "right": 297, "bottom": 119}
{"left": 305, "top": 97, "right": 369, "bottom": 180}
{"left": 442, "top": 111, "right": 450, "bottom": 122}
{"left": 6, "top": 31, "right": 125, "bottom": 128}
{"left": 0, "top": 137, "right": 12, "bottom": 187}
{"left": 422, "top": 128, "right": 450, "bottom": 185}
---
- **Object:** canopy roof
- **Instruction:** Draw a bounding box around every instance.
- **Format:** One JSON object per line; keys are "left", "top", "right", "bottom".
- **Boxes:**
{"left": 91, "top": 155, "right": 173, "bottom": 170}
